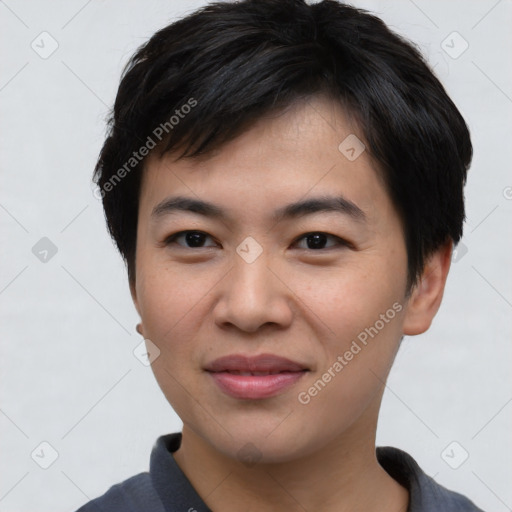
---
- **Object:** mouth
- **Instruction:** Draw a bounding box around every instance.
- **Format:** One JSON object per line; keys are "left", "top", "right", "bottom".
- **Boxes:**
{"left": 204, "top": 354, "right": 309, "bottom": 400}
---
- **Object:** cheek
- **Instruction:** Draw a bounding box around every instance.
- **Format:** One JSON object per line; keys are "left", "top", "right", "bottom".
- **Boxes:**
{"left": 139, "top": 270, "right": 207, "bottom": 340}
{"left": 294, "top": 255, "right": 406, "bottom": 339}
{"left": 290, "top": 269, "right": 406, "bottom": 442}
{"left": 291, "top": 254, "right": 407, "bottom": 406}
{"left": 136, "top": 253, "right": 184, "bottom": 331}
{"left": 135, "top": 262, "right": 216, "bottom": 421}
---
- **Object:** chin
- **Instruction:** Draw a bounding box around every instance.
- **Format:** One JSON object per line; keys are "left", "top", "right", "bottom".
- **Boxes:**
{"left": 193, "top": 417, "right": 327, "bottom": 466}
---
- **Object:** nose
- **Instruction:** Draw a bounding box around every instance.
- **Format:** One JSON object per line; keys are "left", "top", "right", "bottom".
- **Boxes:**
{"left": 213, "top": 251, "right": 293, "bottom": 334}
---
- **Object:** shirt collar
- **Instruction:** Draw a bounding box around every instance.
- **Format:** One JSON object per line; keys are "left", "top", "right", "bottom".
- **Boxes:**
{"left": 150, "top": 433, "right": 479, "bottom": 512}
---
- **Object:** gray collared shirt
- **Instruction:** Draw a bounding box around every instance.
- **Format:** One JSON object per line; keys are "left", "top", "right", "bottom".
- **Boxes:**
{"left": 75, "top": 433, "right": 486, "bottom": 512}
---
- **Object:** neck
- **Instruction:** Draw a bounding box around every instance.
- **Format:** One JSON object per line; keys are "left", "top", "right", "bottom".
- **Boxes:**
{"left": 172, "top": 402, "right": 409, "bottom": 512}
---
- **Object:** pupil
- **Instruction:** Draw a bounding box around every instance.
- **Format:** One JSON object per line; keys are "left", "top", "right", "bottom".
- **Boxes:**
{"left": 307, "top": 233, "right": 326, "bottom": 249}
{"left": 186, "top": 232, "right": 205, "bottom": 247}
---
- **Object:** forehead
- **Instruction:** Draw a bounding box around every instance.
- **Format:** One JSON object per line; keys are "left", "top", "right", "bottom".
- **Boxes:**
{"left": 138, "top": 95, "right": 393, "bottom": 227}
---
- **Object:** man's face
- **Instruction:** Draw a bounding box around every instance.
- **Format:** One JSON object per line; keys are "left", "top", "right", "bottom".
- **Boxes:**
{"left": 132, "top": 96, "right": 411, "bottom": 463}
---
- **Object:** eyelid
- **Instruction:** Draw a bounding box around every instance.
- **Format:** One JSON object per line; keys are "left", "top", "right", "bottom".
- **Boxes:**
{"left": 291, "top": 232, "right": 351, "bottom": 250}
{"left": 164, "top": 230, "right": 218, "bottom": 248}
{"left": 164, "top": 230, "right": 351, "bottom": 250}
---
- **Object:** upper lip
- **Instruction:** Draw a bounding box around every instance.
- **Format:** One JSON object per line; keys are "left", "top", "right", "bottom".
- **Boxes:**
{"left": 204, "top": 354, "right": 308, "bottom": 373}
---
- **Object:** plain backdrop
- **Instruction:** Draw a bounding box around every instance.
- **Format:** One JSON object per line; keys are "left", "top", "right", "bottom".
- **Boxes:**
{"left": 1, "top": 1, "right": 511, "bottom": 511}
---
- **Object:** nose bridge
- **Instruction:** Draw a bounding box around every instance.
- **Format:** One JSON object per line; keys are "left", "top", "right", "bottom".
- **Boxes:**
{"left": 233, "top": 248, "right": 272, "bottom": 299}
{"left": 214, "top": 242, "right": 292, "bottom": 332}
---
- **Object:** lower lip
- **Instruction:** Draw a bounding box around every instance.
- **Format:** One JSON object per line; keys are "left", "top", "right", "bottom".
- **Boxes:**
{"left": 208, "top": 371, "right": 307, "bottom": 399}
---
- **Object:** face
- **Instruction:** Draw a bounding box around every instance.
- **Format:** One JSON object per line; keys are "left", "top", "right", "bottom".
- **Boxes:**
{"left": 132, "top": 96, "right": 414, "bottom": 463}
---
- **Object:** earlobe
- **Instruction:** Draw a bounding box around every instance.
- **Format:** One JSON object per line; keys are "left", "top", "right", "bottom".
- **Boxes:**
{"left": 402, "top": 240, "right": 453, "bottom": 336}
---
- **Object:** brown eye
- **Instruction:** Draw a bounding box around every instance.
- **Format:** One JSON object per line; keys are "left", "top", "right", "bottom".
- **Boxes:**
{"left": 165, "top": 230, "right": 217, "bottom": 248}
{"left": 293, "top": 232, "right": 348, "bottom": 250}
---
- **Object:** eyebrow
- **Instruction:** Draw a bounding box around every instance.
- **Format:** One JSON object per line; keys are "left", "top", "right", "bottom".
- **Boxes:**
{"left": 151, "top": 194, "right": 367, "bottom": 224}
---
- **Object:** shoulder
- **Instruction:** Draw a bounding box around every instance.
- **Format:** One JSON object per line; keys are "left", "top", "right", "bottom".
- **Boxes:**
{"left": 377, "top": 446, "right": 486, "bottom": 512}
{"left": 74, "top": 472, "right": 165, "bottom": 512}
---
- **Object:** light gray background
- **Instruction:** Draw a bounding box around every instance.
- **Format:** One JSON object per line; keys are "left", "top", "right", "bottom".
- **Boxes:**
{"left": 1, "top": 0, "right": 511, "bottom": 511}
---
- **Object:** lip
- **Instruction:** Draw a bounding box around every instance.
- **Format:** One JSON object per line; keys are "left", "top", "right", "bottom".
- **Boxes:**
{"left": 205, "top": 354, "right": 308, "bottom": 400}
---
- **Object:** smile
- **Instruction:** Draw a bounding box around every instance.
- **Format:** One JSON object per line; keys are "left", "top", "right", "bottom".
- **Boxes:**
{"left": 205, "top": 353, "right": 309, "bottom": 400}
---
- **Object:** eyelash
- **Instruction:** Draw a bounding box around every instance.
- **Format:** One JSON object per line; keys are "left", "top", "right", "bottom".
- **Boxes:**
{"left": 163, "top": 230, "right": 351, "bottom": 251}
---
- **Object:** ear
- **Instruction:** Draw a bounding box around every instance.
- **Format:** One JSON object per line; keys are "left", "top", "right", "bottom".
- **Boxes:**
{"left": 403, "top": 239, "right": 453, "bottom": 336}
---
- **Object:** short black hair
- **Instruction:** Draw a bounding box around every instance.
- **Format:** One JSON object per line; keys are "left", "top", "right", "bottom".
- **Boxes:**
{"left": 93, "top": 0, "right": 472, "bottom": 289}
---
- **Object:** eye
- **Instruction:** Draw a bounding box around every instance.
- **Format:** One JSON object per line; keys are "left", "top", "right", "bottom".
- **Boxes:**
{"left": 164, "top": 230, "right": 217, "bottom": 248}
{"left": 293, "top": 232, "right": 349, "bottom": 250}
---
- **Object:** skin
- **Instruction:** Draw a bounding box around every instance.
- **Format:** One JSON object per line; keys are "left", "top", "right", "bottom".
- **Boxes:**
{"left": 131, "top": 95, "right": 452, "bottom": 512}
